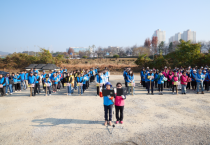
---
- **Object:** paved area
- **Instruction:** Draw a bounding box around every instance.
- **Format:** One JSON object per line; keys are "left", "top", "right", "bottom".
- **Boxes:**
{"left": 0, "top": 75, "right": 210, "bottom": 145}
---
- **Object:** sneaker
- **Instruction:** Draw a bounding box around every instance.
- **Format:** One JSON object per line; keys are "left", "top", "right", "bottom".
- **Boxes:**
{"left": 116, "top": 121, "right": 119, "bottom": 124}
{"left": 197, "top": 92, "right": 199, "bottom": 94}
{"left": 147, "top": 93, "right": 150, "bottom": 95}
{"left": 5, "top": 93, "right": 8, "bottom": 95}
{"left": 151, "top": 93, "right": 154, "bottom": 95}
{"left": 120, "top": 121, "right": 123, "bottom": 124}
{"left": 10, "top": 93, "right": 13, "bottom": 95}
{"left": 161, "top": 92, "right": 163, "bottom": 95}
{"left": 68, "top": 94, "right": 71, "bottom": 96}
{"left": 15, "top": 91, "right": 17, "bottom": 92}
{"left": 201, "top": 92, "right": 204, "bottom": 94}
{"left": 49, "top": 94, "right": 51, "bottom": 96}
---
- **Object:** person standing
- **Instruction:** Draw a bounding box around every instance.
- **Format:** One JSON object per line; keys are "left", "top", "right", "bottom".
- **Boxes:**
{"left": 77, "top": 73, "right": 83, "bottom": 95}
{"left": 181, "top": 72, "right": 188, "bottom": 94}
{"left": 146, "top": 70, "right": 154, "bottom": 95}
{"left": 52, "top": 73, "right": 58, "bottom": 93}
{"left": 12, "top": 73, "right": 18, "bottom": 92}
{"left": 16, "top": 73, "right": 21, "bottom": 91}
{"left": 34, "top": 73, "right": 40, "bottom": 95}
{"left": 196, "top": 70, "right": 205, "bottom": 94}
{"left": 157, "top": 71, "right": 164, "bottom": 95}
{"left": 20, "top": 71, "right": 26, "bottom": 90}
{"left": 41, "top": 71, "right": 46, "bottom": 91}
{"left": 114, "top": 82, "right": 126, "bottom": 124}
{"left": 0, "top": 74, "right": 6, "bottom": 96}
{"left": 28, "top": 72, "right": 36, "bottom": 96}
{"left": 43, "top": 74, "right": 51, "bottom": 96}
{"left": 24, "top": 71, "right": 29, "bottom": 89}
{"left": 172, "top": 71, "right": 179, "bottom": 94}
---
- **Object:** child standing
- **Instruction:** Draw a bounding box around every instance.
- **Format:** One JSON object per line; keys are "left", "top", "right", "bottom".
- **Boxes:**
{"left": 102, "top": 82, "right": 114, "bottom": 126}
{"left": 172, "top": 71, "right": 179, "bottom": 94}
{"left": 114, "top": 82, "right": 126, "bottom": 124}
{"left": 181, "top": 72, "right": 188, "bottom": 94}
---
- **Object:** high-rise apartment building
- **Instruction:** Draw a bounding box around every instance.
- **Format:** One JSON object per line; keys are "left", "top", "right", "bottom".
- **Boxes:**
{"left": 152, "top": 29, "right": 166, "bottom": 45}
{"left": 169, "top": 29, "right": 196, "bottom": 43}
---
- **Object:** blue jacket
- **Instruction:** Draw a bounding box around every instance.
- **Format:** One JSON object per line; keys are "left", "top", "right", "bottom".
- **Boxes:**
{"left": 141, "top": 72, "right": 145, "bottom": 81}
{"left": 103, "top": 89, "right": 114, "bottom": 106}
{"left": 35, "top": 76, "right": 40, "bottom": 84}
{"left": 0, "top": 77, "right": 6, "bottom": 86}
{"left": 13, "top": 75, "right": 18, "bottom": 84}
{"left": 126, "top": 75, "right": 134, "bottom": 83}
{"left": 145, "top": 73, "right": 154, "bottom": 82}
{"left": 154, "top": 73, "right": 159, "bottom": 81}
{"left": 44, "top": 78, "right": 52, "bottom": 86}
{"left": 191, "top": 73, "right": 196, "bottom": 81}
{"left": 28, "top": 76, "right": 36, "bottom": 84}
{"left": 20, "top": 73, "right": 25, "bottom": 81}
{"left": 17, "top": 75, "right": 21, "bottom": 83}
{"left": 5, "top": 77, "right": 9, "bottom": 85}
{"left": 123, "top": 71, "right": 128, "bottom": 80}
{"left": 96, "top": 75, "right": 103, "bottom": 83}
{"left": 33, "top": 70, "right": 39, "bottom": 74}
{"left": 77, "top": 76, "right": 83, "bottom": 83}
{"left": 95, "top": 69, "right": 98, "bottom": 74}
{"left": 52, "top": 77, "right": 58, "bottom": 84}
{"left": 42, "top": 74, "right": 46, "bottom": 80}
{"left": 157, "top": 75, "right": 164, "bottom": 84}
{"left": 25, "top": 73, "right": 29, "bottom": 80}
{"left": 89, "top": 71, "right": 93, "bottom": 76}
{"left": 196, "top": 73, "right": 204, "bottom": 82}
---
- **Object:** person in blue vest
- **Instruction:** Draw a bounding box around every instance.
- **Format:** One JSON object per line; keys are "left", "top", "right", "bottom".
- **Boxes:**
{"left": 123, "top": 68, "right": 128, "bottom": 88}
{"left": 94, "top": 68, "right": 98, "bottom": 75}
{"left": 140, "top": 67, "right": 145, "bottom": 87}
{"left": 82, "top": 73, "right": 87, "bottom": 93}
{"left": 191, "top": 70, "right": 197, "bottom": 91}
{"left": 0, "top": 74, "right": 6, "bottom": 96}
{"left": 16, "top": 73, "right": 21, "bottom": 91}
{"left": 5, "top": 73, "right": 13, "bottom": 95}
{"left": 44, "top": 74, "right": 52, "bottom": 96}
{"left": 196, "top": 70, "right": 204, "bottom": 94}
{"left": 206, "top": 69, "right": 210, "bottom": 92}
{"left": 34, "top": 72, "right": 40, "bottom": 95}
{"left": 89, "top": 68, "right": 94, "bottom": 83}
{"left": 154, "top": 69, "right": 159, "bottom": 90}
{"left": 77, "top": 73, "right": 83, "bottom": 94}
{"left": 20, "top": 71, "right": 26, "bottom": 90}
{"left": 24, "top": 70, "right": 29, "bottom": 89}
{"left": 146, "top": 70, "right": 155, "bottom": 95}
{"left": 56, "top": 71, "right": 61, "bottom": 91}
{"left": 102, "top": 82, "right": 114, "bottom": 126}
{"left": 203, "top": 70, "right": 209, "bottom": 91}
{"left": 157, "top": 71, "right": 164, "bottom": 95}
{"left": 127, "top": 70, "right": 135, "bottom": 95}
{"left": 41, "top": 71, "right": 47, "bottom": 90}
{"left": 52, "top": 73, "right": 58, "bottom": 93}
{"left": 33, "top": 68, "right": 39, "bottom": 75}
{"left": 12, "top": 73, "right": 18, "bottom": 92}
{"left": 96, "top": 71, "right": 103, "bottom": 96}
{"left": 84, "top": 72, "right": 89, "bottom": 90}
{"left": 28, "top": 72, "right": 36, "bottom": 96}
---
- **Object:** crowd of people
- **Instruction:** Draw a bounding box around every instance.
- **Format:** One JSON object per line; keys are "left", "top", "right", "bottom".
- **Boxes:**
{"left": 140, "top": 66, "right": 210, "bottom": 95}
{"left": 0, "top": 67, "right": 111, "bottom": 96}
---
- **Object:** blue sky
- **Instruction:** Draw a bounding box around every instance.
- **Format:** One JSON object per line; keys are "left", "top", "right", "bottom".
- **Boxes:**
{"left": 0, "top": 0, "right": 210, "bottom": 53}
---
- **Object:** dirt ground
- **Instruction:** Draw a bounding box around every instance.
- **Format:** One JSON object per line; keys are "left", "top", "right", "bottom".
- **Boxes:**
{"left": 0, "top": 75, "right": 210, "bottom": 145}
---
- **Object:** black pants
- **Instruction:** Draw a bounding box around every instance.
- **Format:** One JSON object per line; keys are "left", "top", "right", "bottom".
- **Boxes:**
{"left": 61, "top": 79, "right": 65, "bottom": 88}
{"left": 155, "top": 81, "right": 158, "bottom": 88}
{"left": 204, "top": 81, "right": 209, "bottom": 91}
{"left": 14, "top": 84, "right": 18, "bottom": 91}
{"left": 0, "top": 86, "right": 6, "bottom": 96}
{"left": 104, "top": 104, "right": 113, "bottom": 121}
{"left": 172, "top": 85, "right": 177, "bottom": 93}
{"left": 35, "top": 83, "right": 40, "bottom": 95}
{"left": 142, "top": 81, "right": 145, "bottom": 87}
{"left": 186, "top": 82, "right": 190, "bottom": 89}
{"left": 158, "top": 84, "right": 163, "bottom": 92}
{"left": 83, "top": 84, "right": 86, "bottom": 92}
{"left": 90, "top": 76, "right": 94, "bottom": 82}
{"left": 168, "top": 81, "right": 172, "bottom": 89}
{"left": 17, "top": 83, "right": 21, "bottom": 90}
{"left": 125, "top": 81, "right": 127, "bottom": 88}
{"left": 86, "top": 81, "right": 88, "bottom": 89}
{"left": 164, "top": 81, "right": 167, "bottom": 88}
{"left": 147, "top": 81, "right": 154, "bottom": 93}
{"left": 191, "top": 81, "right": 197, "bottom": 90}
{"left": 115, "top": 106, "right": 124, "bottom": 121}
{"left": 97, "top": 86, "right": 100, "bottom": 95}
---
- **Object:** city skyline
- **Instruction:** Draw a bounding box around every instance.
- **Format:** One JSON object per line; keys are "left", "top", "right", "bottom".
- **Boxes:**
{"left": 0, "top": 0, "right": 210, "bottom": 53}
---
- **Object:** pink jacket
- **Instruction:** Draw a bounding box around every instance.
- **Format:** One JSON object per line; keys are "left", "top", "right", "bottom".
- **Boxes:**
{"left": 181, "top": 75, "right": 188, "bottom": 85}
{"left": 115, "top": 96, "right": 124, "bottom": 106}
{"left": 168, "top": 74, "right": 173, "bottom": 82}
{"left": 172, "top": 76, "right": 178, "bottom": 85}
{"left": 163, "top": 72, "right": 168, "bottom": 77}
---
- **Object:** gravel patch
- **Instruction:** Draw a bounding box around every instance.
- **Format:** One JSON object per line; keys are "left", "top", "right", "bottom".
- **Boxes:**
{"left": 155, "top": 114, "right": 168, "bottom": 119}
{"left": 115, "top": 125, "right": 210, "bottom": 145}
{"left": 181, "top": 107, "right": 196, "bottom": 113}
{"left": 194, "top": 99, "right": 209, "bottom": 104}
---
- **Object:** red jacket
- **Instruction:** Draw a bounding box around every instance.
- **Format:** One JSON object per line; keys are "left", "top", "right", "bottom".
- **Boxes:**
{"left": 181, "top": 75, "right": 188, "bottom": 85}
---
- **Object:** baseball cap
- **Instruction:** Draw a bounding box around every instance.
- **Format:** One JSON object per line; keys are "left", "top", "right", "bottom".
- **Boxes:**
{"left": 105, "top": 82, "right": 112, "bottom": 87}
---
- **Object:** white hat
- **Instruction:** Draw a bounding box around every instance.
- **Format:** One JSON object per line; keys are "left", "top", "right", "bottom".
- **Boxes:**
{"left": 204, "top": 70, "right": 206, "bottom": 72}
{"left": 193, "top": 70, "right": 196, "bottom": 72}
